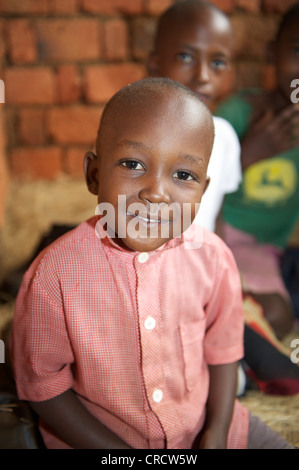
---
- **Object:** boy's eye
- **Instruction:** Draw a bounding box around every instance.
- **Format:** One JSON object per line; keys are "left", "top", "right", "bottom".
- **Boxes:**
{"left": 176, "top": 52, "right": 194, "bottom": 64}
{"left": 173, "top": 171, "right": 195, "bottom": 181}
{"left": 120, "top": 160, "right": 144, "bottom": 170}
{"left": 211, "top": 59, "right": 227, "bottom": 71}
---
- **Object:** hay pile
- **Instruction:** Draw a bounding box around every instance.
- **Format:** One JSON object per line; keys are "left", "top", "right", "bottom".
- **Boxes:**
{"left": 240, "top": 390, "right": 299, "bottom": 447}
{"left": 0, "top": 177, "right": 95, "bottom": 282}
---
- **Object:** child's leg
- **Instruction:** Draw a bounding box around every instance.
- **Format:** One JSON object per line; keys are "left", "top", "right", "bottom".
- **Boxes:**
{"left": 247, "top": 413, "right": 295, "bottom": 449}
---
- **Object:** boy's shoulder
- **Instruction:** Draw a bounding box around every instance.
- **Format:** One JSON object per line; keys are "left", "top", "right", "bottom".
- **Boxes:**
{"left": 27, "top": 217, "right": 99, "bottom": 272}
{"left": 183, "top": 222, "right": 233, "bottom": 255}
{"left": 44, "top": 216, "right": 97, "bottom": 250}
{"left": 182, "top": 223, "right": 239, "bottom": 277}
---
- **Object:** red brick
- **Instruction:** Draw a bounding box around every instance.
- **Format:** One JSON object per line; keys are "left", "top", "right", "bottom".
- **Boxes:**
{"left": 231, "top": 14, "right": 278, "bottom": 60}
{"left": 4, "top": 107, "right": 17, "bottom": 147}
{"left": 7, "top": 19, "right": 37, "bottom": 64}
{"left": 0, "top": 105, "right": 9, "bottom": 227}
{"left": 63, "top": 147, "right": 86, "bottom": 177}
{"left": 0, "top": 150, "right": 9, "bottom": 227}
{"left": 49, "top": 0, "right": 79, "bottom": 14}
{"left": 36, "top": 19, "right": 101, "bottom": 62}
{"left": 0, "top": 104, "right": 6, "bottom": 149}
{"left": 236, "top": 0, "right": 261, "bottom": 13}
{"left": 145, "top": 0, "right": 173, "bottom": 15}
{"left": 0, "top": 20, "right": 6, "bottom": 62}
{"left": 18, "top": 108, "right": 46, "bottom": 145}
{"left": 5, "top": 106, "right": 19, "bottom": 148}
{"left": 209, "top": 0, "right": 235, "bottom": 13}
{"left": 0, "top": 76, "right": 4, "bottom": 103}
{"left": 262, "top": 0, "right": 298, "bottom": 14}
{"left": 262, "top": 63, "right": 277, "bottom": 90}
{"left": 47, "top": 105, "right": 103, "bottom": 145}
{"left": 132, "top": 18, "right": 157, "bottom": 61}
{"left": 103, "top": 19, "right": 129, "bottom": 61}
{"left": 10, "top": 146, "right": 62, "bottom": 180}
{"left": 81, "top": 0, "right": 143, "bottom": 15}
{"left": 235, "top": 61, "right": 263, "bottom": 89}
{"left": 57, "top": 65, "right": 82, "bottom": 104}
{"left": 5, "top": 67, "right": 56, "bottom": 105}
{"left": 0, "top": 0, "right": 49, "bottom": 15}
{"left": 131, "top": 18, "right": 157, "bottom": 62}
{"left": 84, "top": 64, "right": 146, "bottom": 104}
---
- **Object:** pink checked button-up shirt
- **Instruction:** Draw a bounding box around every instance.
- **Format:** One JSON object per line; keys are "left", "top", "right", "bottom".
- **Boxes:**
{"left": 11, "top": 217, "right": 249, "bottom": 449}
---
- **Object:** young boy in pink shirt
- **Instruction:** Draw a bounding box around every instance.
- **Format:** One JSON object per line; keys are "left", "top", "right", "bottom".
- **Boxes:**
{"left": 10, "top": 78, "right": 293, "bottom": 449}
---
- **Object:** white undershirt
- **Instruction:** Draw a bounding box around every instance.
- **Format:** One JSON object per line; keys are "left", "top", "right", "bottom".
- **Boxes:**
{"left": 194, "top": 116, "right": 242, "bottom": 232}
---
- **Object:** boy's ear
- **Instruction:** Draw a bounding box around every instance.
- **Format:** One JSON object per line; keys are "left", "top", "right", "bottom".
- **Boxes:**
{"left": 83, "top": 151, "right": 99, "bottom": 195}
{"left": 146, "top": 51, "right": 161, "bottom": 77}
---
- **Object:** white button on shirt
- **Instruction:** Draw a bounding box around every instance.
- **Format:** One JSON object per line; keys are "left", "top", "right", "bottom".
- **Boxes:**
{"left": 152, "top": 389, "right": 163, "bottom": 403}
{"left": 137, "top": 252, "right": 149, "bottom": 263}
{"left": 144, "top": 316, "right": 156, "bottom": 331}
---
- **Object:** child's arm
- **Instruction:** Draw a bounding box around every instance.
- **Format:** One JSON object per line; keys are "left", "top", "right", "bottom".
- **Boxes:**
{"left": 241, "top": 104, "right": 299, "bottom": 170}
{"left": 193, "top": 362, "right": 238, "bottom": 449}
{"left": 30, "top": 389, "right": 132, "bottom": 449}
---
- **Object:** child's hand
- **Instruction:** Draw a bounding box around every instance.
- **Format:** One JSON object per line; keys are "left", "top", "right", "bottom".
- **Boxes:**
{"left": 241, "top": 103, "right": 299, "bottom": 169}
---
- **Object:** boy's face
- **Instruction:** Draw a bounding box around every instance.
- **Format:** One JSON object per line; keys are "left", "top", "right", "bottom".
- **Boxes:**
{"left": 85, "top": 91, "right": 212, "bottom": 252}
{"left": 275, "top": 19, "right": 299, "bottom": 102}
{"left": 148, "top": 9, "right": 234, "bottom": 111}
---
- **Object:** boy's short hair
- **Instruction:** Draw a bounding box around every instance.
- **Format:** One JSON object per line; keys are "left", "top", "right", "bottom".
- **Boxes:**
{"left": 276, "top": 2, "right": 299, "bottom": 41}
{"left": 153, "top": 0, "right": 231, "bottom": 51}
{"left": 96, "top": 77, "right": 214, "bottom": 154}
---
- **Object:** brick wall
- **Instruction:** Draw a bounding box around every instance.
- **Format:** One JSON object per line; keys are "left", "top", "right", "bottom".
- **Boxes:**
{"left": 0, "top": 0, "right": 297, "bottom": 273}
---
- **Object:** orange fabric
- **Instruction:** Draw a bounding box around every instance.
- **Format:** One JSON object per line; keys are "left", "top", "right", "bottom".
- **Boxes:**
{"left": 243, "top": 295, "right": 290, "bottom": 356}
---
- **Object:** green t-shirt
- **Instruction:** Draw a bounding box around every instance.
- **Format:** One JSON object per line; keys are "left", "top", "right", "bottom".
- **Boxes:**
{"left": 216, "top": 90, "right": 299, "bottom": 248}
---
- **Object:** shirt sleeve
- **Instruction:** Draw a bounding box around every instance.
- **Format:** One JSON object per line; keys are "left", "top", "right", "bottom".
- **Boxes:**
{"left": 10, "top": 254, "right": 74, "bottom": 402}
{"left": 203, "top": 239, "right": 245, "bottom": 365}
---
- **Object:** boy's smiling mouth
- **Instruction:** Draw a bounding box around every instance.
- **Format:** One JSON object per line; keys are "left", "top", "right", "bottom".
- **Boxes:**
{"left": 126, "top": 211, "right": 171, "bottom": 225}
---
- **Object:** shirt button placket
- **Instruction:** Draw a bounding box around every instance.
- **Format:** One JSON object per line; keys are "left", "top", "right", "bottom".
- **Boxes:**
{"left": 135, "top": 251, "right": 164, "bottom": 419}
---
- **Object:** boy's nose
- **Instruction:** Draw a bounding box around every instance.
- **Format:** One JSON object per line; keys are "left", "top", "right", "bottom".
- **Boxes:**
{"left": 195, "top": 61, "right": 210, "bottom": 83}
{"left": 138, "top": 178, "right": 171, "bottom": 205}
